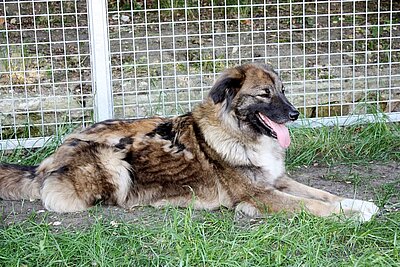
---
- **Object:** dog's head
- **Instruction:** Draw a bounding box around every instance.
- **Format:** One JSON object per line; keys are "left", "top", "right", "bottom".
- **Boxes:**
{"left": 208, "top": 63, "right": 299, "bottom": 148}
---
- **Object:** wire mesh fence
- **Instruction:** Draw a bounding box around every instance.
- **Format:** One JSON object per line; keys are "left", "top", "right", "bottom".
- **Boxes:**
{"left": 0, "top": 0, "right": 92, "bottom": 149}
{"left": 1, "top": 0, "right": 399, "bottom": 149}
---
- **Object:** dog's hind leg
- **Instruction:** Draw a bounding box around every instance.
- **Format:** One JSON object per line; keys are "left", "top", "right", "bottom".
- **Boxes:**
{"left": 39, "top": 141, "right": 132, "bottom": 213}
{"left": 41, "top": 175, "right": 89, "bottom": 212}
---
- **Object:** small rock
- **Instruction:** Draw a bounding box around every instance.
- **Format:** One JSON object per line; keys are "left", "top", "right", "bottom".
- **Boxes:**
{"left": 232, "top": 46, "right": 238, "bottom": 54}
{"left": 120, "top": 15, "right": 130, "bottom": 23}
{"left": 110, "top": 220, "right": 119, "bottom": 228}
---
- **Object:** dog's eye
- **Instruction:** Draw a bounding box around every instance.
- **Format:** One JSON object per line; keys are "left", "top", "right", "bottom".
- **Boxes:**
{"left": 258, "top": 94, "right": 270, "bottom": 98}
{"left": 258, "top": 88, "right": 270, "bottom": 98}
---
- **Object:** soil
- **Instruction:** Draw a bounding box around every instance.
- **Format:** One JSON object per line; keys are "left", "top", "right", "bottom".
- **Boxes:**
{"left": 1, "top": 161, "right": 398, "bottom": 229}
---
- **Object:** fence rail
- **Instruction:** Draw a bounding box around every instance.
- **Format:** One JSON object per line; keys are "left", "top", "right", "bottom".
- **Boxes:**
{"left": 0, "top": 0, "right": 399, "bottom": 150}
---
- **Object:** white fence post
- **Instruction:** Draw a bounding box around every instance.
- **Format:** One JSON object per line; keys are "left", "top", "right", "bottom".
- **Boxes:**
{"left": 87, "top": 0, "right": 113, "bottom": 121}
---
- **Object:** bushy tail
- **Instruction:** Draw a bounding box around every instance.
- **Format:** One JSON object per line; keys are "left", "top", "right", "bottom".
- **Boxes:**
{"left": 0, "top": 163, "right": 41, "bottom": 200}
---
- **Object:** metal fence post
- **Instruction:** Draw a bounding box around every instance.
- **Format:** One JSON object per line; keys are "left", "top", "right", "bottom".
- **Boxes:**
{"left": 87, "top": 0, "right": 113, "bottom": 121}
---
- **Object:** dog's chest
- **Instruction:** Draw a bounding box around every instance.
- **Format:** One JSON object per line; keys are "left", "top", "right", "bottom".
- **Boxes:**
{"left": 246, "top": 138, "right": 285, "bottom": 184}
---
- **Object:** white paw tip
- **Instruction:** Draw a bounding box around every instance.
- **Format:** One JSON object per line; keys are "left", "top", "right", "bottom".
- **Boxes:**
{"left": 338, "top": 198, "right": 379, "bottom": 222}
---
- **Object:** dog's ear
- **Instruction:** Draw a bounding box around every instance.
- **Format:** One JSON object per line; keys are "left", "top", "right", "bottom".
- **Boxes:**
{"left": 209, "top": 66, "right": 245, "bottom": 105}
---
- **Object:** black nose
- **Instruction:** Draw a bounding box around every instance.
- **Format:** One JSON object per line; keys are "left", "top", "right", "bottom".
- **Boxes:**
{"left": 289, "top": 110, "right": 299, "bottom": 121}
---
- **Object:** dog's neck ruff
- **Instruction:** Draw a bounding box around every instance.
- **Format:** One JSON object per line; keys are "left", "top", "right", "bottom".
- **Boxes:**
{"left": 200, "top": 122, "right": 285, "bottom": 180}
{"left": 194, "top": 104, "right": 286, "bottom": 180}
{"left": 201, "top": 123, "right": 252, "bottom": 166}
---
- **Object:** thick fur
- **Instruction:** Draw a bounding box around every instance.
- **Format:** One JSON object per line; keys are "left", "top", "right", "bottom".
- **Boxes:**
{"left": 0, "top": 63, "right": 378, "bottom": 221}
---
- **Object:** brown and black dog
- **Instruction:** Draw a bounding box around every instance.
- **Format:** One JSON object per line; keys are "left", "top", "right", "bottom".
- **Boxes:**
{"left": 0, "top": 63, "right": 378, "bottom": 221}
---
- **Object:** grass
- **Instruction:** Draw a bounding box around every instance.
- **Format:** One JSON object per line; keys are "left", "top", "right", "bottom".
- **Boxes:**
{"left": 287, "top": 119, "right": 400, "bottom": 169}
{"left": 1, "top": 207, "right": 399, "bottom": 266}
{"left": 0, "top": 119, "right": 399, "bottom": 266}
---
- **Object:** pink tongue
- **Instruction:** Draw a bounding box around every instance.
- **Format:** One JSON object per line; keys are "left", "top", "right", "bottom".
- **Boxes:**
{"left": 259, "top": 113, "right": 291, "bottom": 148}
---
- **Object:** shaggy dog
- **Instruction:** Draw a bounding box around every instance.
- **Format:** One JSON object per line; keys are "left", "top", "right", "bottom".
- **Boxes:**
{"left": 0, "top": 63, "right": 378, "bottom": 221}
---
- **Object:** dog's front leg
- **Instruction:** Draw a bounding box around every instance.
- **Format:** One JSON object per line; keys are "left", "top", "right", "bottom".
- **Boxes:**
{"left": 236, "top": 187, "right": 378, "bottom": 222}
{"left": 235, "top": 187, "right": 337, "bottom": 218}
{"left": 273, "top": 175, "right": 343, "bottom": 203}
{"left": 273, "top": 175, "right": 379, "bottom": 221}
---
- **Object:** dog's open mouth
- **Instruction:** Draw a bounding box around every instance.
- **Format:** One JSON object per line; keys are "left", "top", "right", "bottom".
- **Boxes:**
{"left": 256, "top": 112, "right": 291, "bottom": 148}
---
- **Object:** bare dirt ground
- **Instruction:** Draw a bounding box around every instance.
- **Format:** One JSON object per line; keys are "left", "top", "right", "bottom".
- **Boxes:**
{"left": 1, "top": 161, "right": 398, "bottom": 228}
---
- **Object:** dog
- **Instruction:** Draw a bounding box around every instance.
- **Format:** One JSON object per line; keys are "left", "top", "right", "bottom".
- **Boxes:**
{"left": 0, "top": 63, "right": 378, "bottom": 221}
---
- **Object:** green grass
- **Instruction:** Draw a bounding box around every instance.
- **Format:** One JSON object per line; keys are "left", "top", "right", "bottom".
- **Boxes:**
{"left": 1, "top": 208, "right": 399, "bottom": 266}
{"left": 287, "top": 120, "right": 400, "bottom": 169}
{"left": 0, "top": 119, "right": 399, "bottom": 266}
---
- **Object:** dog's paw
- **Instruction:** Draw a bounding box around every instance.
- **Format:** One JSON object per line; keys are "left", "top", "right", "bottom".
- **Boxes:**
{"left": 336, "top": 198, "right": 379, "bottom": 222}
{"left": 235, "top": 202, "right": 261, "bottom": 218}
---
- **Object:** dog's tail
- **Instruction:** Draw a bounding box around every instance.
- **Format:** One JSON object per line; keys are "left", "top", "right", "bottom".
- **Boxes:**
{"left": 0, "top": 163, "right": 41, "bottom": 200}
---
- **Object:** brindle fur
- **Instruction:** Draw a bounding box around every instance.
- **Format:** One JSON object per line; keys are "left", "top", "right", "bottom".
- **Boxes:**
{"left": 0, "top": 63, "right": 378, "bottom": 221}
